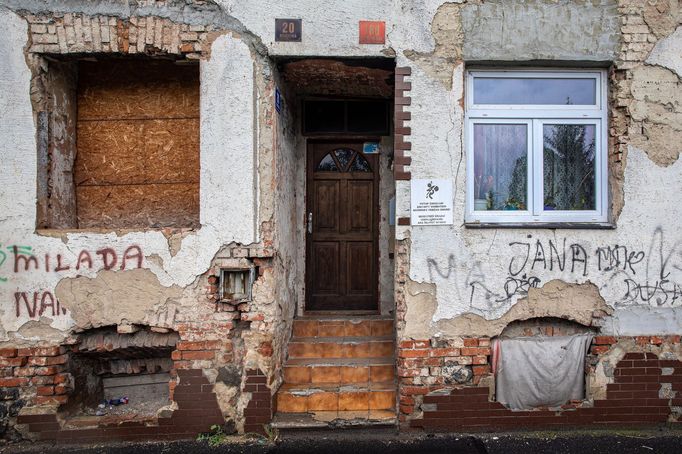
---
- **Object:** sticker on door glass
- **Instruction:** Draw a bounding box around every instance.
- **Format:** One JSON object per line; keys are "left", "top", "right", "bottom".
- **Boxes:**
{"left": 410, "top": 179, "right": 453, "bottom": 226}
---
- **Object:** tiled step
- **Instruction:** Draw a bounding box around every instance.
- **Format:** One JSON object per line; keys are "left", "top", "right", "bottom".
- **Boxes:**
{"left": 293, "top": 317, "right": 393, "bottom": 338}
{"left": 284, "top": 357, "right": 394, "bottom": 384}
{"left": 287, "top": 336, "right": 394, "bottom": 359}
{"left": 276, "top": 382, "right": 396, "bottom": 412}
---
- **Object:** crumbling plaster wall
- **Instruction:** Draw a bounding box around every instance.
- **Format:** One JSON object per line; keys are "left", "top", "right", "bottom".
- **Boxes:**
{"left": 268, "top": 62, "right": 302, "bottom": 383}
{"left": 393, "top": 0, "right": 682, "bottom": 341}
{"left": 0, "top": 0, "right": 679, "bottom": 366}
{"left": 0, "top": 5, "right": 261, "bottom": 345}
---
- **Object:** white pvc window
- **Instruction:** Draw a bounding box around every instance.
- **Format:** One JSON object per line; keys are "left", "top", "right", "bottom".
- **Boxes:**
{"left": 466, "top": 69, "right": 608, "bottom": 225}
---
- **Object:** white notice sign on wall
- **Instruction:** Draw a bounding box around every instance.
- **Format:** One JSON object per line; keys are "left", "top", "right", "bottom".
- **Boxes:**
{"left": 410, "top": 179, "right": 453, "bottom": 226}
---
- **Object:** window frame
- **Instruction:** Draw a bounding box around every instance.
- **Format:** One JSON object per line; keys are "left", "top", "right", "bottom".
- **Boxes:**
{"left": 465, "top": 69, "right": 609, "bottom": 225}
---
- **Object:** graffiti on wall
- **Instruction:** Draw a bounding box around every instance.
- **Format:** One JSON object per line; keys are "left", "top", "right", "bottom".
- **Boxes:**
{"left": 426, "top": 228, "right": 682, "bottom": 313}
{"left": 1, "top": 244, "right": 144, "bottom": 320}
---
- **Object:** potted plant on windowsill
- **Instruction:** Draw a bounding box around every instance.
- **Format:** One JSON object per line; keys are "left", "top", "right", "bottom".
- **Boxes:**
{"left": 503, "top": 196, "right": 525, "bottom": 211}
{"left": 544, "top": 196, "right": 556, "bottom": 211}
{"left": 485, "top": 190, "right": 495, "bottom": 211}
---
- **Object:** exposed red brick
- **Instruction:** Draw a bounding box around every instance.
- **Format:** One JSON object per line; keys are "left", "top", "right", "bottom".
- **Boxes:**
{"left": 400, "top": 395, "right": 415, "bottom": 405}
{"left": 473, "top": 365, "right": 490, "bottom": 376}
{"left": 0, "top": 377, "right": 28, "bottom": 387}
{"left": 461, "top": 347, "right": 491, "bottom": 356}
{"left": 429, "top": 348, "right": 460, "bottom": 357}
{"left": 397, "top": 368, "right": 421, "bottom": 377}
{"left": 0, "top": 348, "right": 17, "bottom": 357}
{"left": 37, "top": 386, "right": 54, "bottom": 396}
{"left": 463, "top": 338, "right": 479, "bottom": 347}
{"left": 31, "top": 375, "right": 56, "bottom": 385}
{"left": 182, "top": 351, "right": 215, "bottom": 360}
{"left": 33, "top": 366, "right": 59, "bottom": 376}
{"left": 478, "top": 338, "right": 491, "bottom": 347}
{"left": 14, "top": 367, "right": 36, "bottom": 377}
{"left": 399, "top": 349, "right": 429, "bottom": 358}
{"left": 53, "top": 373, "right": 70, "bottom": 384}
{"left": 472, "top": 356, "right": 487, "bottom": 365}
{"left": 591, "top": 345, "right": 611, "bottom": 355}
{"left": 400, "top": 404, "right": 414, "bottom": 414}
{"left": 402, "top": 386, "right": 429, "bottom": 395}
{"left": 19, "top": 346, "right": 63, "bottom": 357}
{"left": 0, "top": 357, "right": 27, "bottom": 367}
{"left": 635, "top": 336, "right": 649, "bottom": 346}
{"left": 650, "top": 336, "right": 664, "bottom": 345}
{"left": 594, "top": 336, "right": 617, "bottom": 345}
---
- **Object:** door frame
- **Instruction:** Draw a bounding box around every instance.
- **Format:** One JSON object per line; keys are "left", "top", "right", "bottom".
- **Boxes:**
{"left": 304, "top": 138, "right": 381, "bottom": 313}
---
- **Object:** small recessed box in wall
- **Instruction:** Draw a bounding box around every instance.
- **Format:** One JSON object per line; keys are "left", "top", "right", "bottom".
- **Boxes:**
{"left": 359, "top": 20, "right": 385, "bottom": 44}
{"left": 219, "top": 267, "right": 255, "bottom": 303}
{"left": 275, "top": 19, "right": 302, "bottom": 42}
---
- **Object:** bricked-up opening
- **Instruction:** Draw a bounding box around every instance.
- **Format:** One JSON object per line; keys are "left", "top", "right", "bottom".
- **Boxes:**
{"left": 36, "top": 57, "right": 200, "bottom": 229}
{"left": 494, "top": 318, "right": 595, "bottom": 410}
{"left": 64, "top": 326, "right": 178, "bottom": 425}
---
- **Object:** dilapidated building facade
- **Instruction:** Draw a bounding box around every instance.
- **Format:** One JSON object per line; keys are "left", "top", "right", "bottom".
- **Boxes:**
{"left": 0, "top": 0, "right": 681, "bottom": 443}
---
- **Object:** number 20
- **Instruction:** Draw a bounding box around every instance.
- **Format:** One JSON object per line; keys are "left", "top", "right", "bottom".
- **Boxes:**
{"left": 281, "top": 22, "right": 295, "bottom": 34}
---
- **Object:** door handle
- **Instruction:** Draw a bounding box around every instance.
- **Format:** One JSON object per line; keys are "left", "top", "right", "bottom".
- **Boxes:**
{"left": 307, "top": 212, "right": 313, "bottom": 234}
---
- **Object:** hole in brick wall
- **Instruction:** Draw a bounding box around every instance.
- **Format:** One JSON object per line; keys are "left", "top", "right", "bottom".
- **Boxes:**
{"left": 493, "top": 317, "right": 595, "bottom": 410}
{"left": 34, "top": 55, "right": 200, "bottom": 230}
{"left": 63, "top": 326, "right": 178, "bottom": 425}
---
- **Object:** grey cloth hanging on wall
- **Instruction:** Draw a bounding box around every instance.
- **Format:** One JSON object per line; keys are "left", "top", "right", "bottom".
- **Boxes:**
{"left": 495, "top": 334, "right": 593, "bottom": 411}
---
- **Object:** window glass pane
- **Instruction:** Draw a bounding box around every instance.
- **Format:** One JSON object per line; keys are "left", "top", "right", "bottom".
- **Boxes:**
{"left": 473, "top": 124, "right": 528, "bottom": 211}
{"left": 334, "top": 149, "right": 354, "bottom": 170}
{"left": 304, "top": 101, "right": 345, "bottom": 133}
{"left": 543, "top": 124, "right": 596, "bottom": 211}
{"left": 347, "top": 101, "right": 389, "bottom": 134}
{"left": 474, "top": 77, "right": 596, "bottom": 105}
{"left": 317, "top": 153, "right": 339, "bottom": 171}
{"left": 349, "top": 153, "right": 371, "bottom": 172}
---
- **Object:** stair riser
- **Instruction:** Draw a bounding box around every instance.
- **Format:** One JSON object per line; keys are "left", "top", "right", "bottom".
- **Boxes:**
{"left": 284, "top": 365, "right": 395, "bottom": 384}
{"left": 293, "top": 320, "right": 393, "bottom": 338}
{"left": 288, "top": 341, "right": 394, "bottom": 359}
{"left": 277, "top": 390, "right": 395, "bottom": 412}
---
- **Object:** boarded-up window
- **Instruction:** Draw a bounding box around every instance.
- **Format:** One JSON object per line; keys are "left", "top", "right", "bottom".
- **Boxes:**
{"left": 75, "top": 60, "right": 200, "bottom": 229}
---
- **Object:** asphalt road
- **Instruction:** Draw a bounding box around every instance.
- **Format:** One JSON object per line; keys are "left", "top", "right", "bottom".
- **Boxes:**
{"left": 2, "top": 430, "right": 682, "bottom": 454}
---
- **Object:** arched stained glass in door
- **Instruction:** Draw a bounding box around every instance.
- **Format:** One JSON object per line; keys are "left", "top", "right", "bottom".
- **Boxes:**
{"left": 315, "top": 148, "right": 372, "bottom": 173}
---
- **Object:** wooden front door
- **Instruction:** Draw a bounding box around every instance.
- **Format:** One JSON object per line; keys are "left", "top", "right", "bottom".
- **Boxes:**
{"left": 306, "top": 142, "right": 379, "bottom": 311}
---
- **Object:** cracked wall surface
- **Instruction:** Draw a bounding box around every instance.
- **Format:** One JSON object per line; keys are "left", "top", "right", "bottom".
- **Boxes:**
{"left": 0, "top": 0, "right": 681, "bottom": 436}
{"left": 396, "top": 0, "right": 682, "bottom": 343}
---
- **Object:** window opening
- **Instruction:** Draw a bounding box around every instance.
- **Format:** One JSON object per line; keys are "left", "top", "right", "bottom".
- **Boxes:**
{"left": 465, "top": 69, "right": 608, "bottom": 224}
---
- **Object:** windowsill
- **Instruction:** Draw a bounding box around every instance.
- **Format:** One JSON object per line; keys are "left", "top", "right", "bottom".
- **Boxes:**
{"left": 35, "top": 226, "right": 199, "bottom": 237}
{"left": 464, "top": 222, "right": 616, "bottom": 230}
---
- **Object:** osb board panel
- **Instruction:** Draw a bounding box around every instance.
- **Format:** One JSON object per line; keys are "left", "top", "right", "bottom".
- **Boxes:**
{"left": 76, "top": 183, "right": 199, "bottom": 229}
{"left": 77, "top": 60, "right": 200, "bottom": 120}
{"left": 75, "top": 119, "right": 199, "bottom": 186}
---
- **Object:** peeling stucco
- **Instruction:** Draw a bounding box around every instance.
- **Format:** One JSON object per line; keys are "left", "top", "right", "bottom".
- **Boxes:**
{"left": 54, "top": 269, "right": 184, "bottom": 332}
{"left": 628, "top": 64, "right": 681, "bottom": 166}
{"left": 647, "top": 26, "right": 682, "bottom": 77}
{"left": 434, "top": 280, "right": 610, "bottom": 338}
{"left": 404, "top": 2, "right": 464, "bottom": 90}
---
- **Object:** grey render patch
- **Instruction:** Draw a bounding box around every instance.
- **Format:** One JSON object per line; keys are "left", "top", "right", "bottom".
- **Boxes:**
{"left": 461, "top": 0, "right": 620, "bottom": 62}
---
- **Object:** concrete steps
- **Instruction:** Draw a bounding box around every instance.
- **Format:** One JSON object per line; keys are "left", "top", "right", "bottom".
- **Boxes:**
{"left": 275, "top": 316, "right": 396, "bottom": 418}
